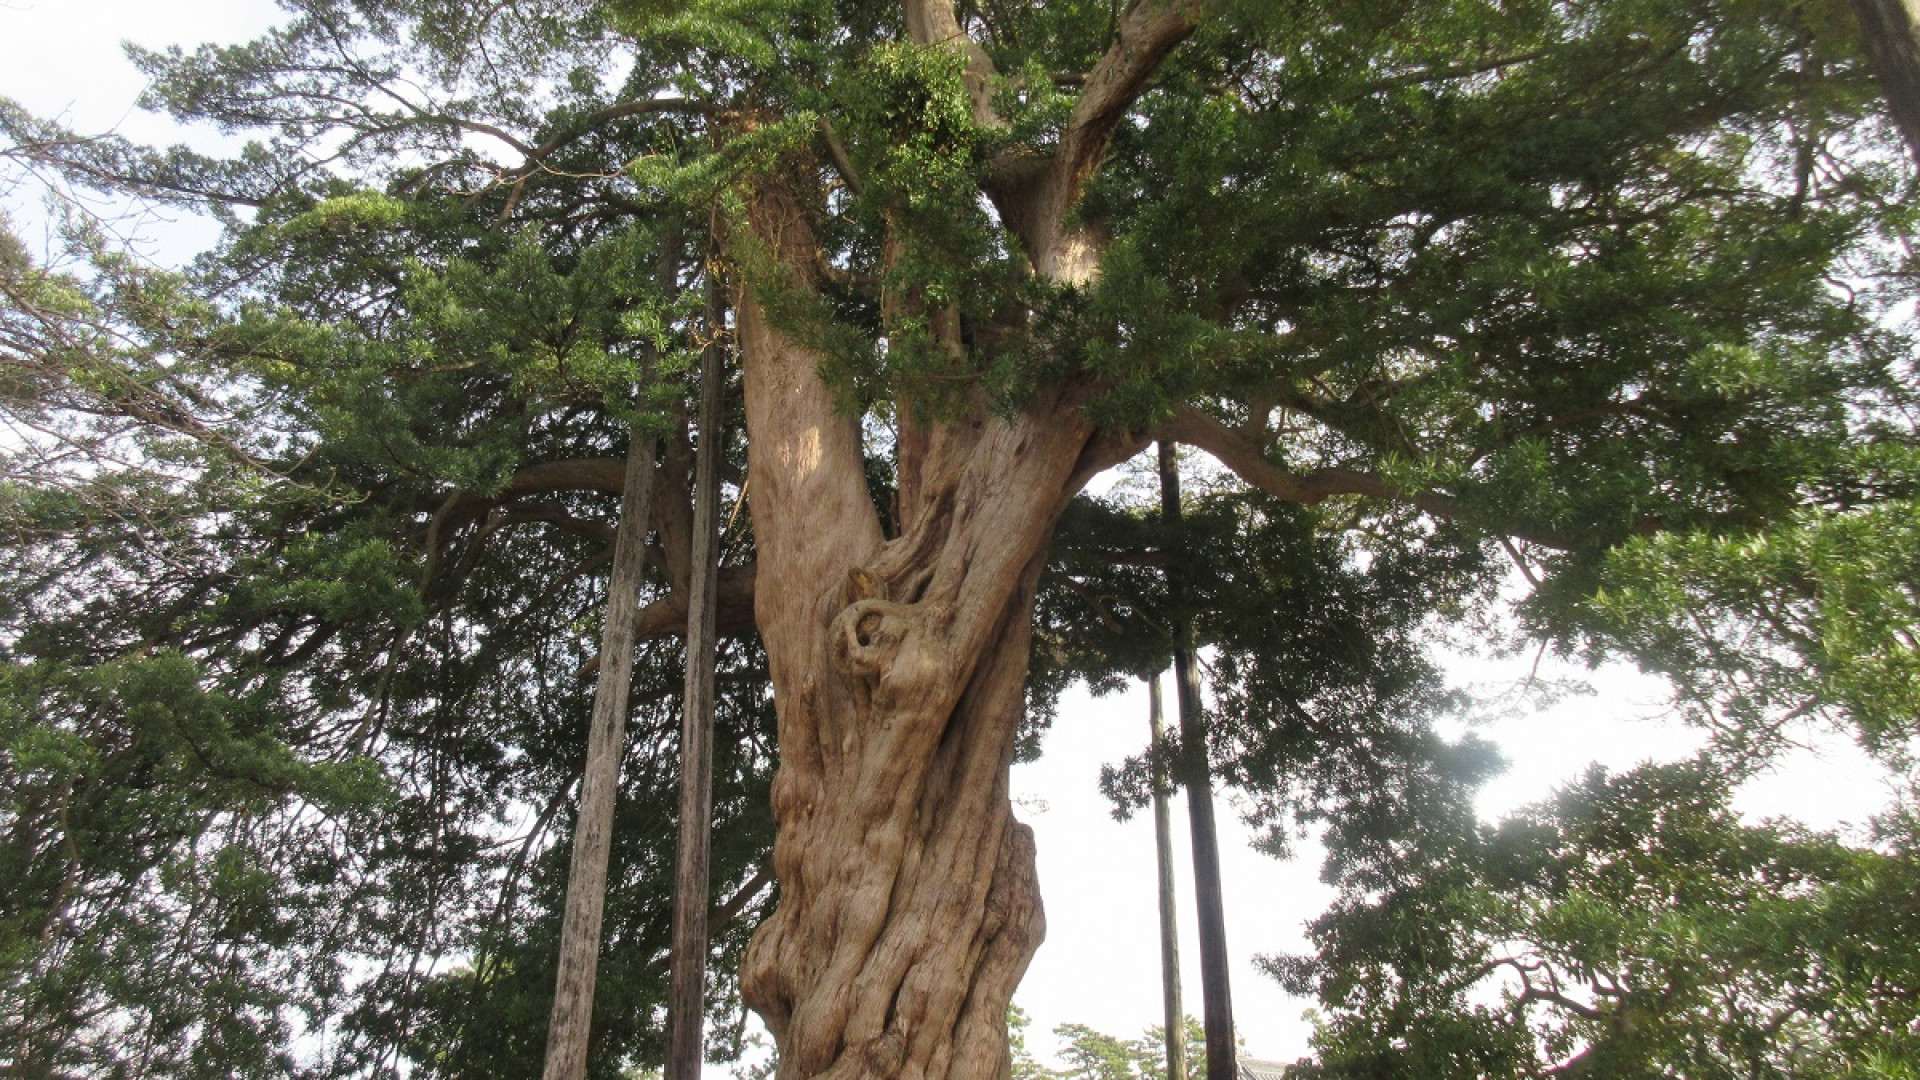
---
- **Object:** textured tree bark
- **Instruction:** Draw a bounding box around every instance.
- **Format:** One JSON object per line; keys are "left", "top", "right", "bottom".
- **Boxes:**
{"left": 665, "top": 302, "right": 727, "bottom": 1080}
{"left": 1853, "top": 0, "right": 1920, "bottom": 164}
{"left": 1148, "top": 676, "right": 1190, "bottom": 1080}
{"left": 733, "top": 180, "right": 1104, "bottom": 1080}
{"left": 541, "top": 427, "right": 658, "bottom": 1080}
{"left": 1159, "top": 441, "right": 1236, "bottom": 1080}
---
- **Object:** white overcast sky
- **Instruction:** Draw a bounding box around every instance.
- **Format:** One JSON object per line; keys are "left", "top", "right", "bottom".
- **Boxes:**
{"left": 0, "top": 0, "right": 1903, "bottom": 1073}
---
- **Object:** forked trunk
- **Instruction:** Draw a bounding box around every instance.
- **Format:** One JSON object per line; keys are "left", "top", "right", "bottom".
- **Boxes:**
{"left": 725, "top": 9, "right": 1202, "bottom": 1071}
{"left": 733, "top": 182, "right": 1103, "bottom": 1080}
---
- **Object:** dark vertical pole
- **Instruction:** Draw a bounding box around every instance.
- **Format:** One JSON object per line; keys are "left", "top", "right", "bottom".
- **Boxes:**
{"left": 1149, "top": 675, "right": 1190, "bottom": 1080}
{"left": 541, "top": 423, "right": 658, "bottom": 1080}
{"left": 665, "top": 295, "right": 725, "bottom": 1080}
{"left": 1159, "top": 439, "right": 1236, "bottom": 1080}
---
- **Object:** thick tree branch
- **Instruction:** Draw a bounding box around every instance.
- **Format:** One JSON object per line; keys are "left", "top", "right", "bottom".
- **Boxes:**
{"left": 1057, "top": 573, "right": 1125, "bottom": 634}
{"left": 418, "top": 456, "right": 688, "bottom": 594}
{"left": 478, "top": 502, "right": 617, "bottom": 544}
{"left": 1162, "top": 406, "right": 1577, "bottom": 550}
{"left": 1054, "top": 1, "right": 1204, "bottom": 202}
{"left": 502, "top": 457, "right": 628, "bottom": 497}
{"left": 896, "top": 1, "right": 1201, "bottom": 280}
{"left": 817, "top": 117, "right": 863, "bottom": 195}
{"left": 1069, "top": 424, "right": 1153, "bottom": 495}
{"left": 737, "top": 172, "right": 885, "bottom": 615}
{"left": 1161, "top": 407, "right": 1444, "bottom": 508}
{"left": 1516, "top": 984, "right": 1608, "bottom": 1023}
{"left": 573, "top": 563, "right": 760, "bottom": 678}
{"left": 999, "top": 0, "right": 1205, "bottom": 280}
{"left": 712, "top": 863, "right": 775, "bottom": 932}
{"left": 903, "top": 0, "right": 1003, "bottom": 128}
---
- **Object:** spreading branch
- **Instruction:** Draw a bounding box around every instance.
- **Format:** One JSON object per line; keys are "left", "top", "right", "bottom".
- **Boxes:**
{"left": 994, "top": 1, "right": 1203, "bottom": 278}
{"left": 1053, "top": 0, "right": 1205, "bottom": 204}
{"left": 1160, "top": 407, "right": 1446, "bottom": 508}
{"left": 1160, "top": 406, "right": 1579, "bottom": 550}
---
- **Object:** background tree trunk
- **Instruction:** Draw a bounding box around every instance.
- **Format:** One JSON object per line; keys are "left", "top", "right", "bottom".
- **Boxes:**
{"left": 1852, "top": 0, "right": 1920, "bottom": 163}
{"left": 665, "top": 306, "right": 727, "bottom": 1080}
{"left": 541, "top": 426, "right": 658, "bottom": 1080}
{"left": 1159, "top": 441, "right": 1236, "bottom": 1080}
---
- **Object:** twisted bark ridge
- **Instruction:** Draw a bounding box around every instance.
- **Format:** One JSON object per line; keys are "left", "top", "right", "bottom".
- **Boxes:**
{"left": 732, "top": 8, "right": 1202, "bottom": 1077}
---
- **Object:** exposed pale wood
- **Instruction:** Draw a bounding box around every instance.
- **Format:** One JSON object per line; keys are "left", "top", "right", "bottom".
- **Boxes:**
{"left": 1149, "top": 674, "right": 1189, "bottom": 1080}
{"left": 540, "top": 426, "right": 659, "bottom": 1080}
{"left": 665, "top": 297, "right": 728, "bottom": 1080}
{"left": 1159, "top": 440, "right": 1236, "bottom": 1080}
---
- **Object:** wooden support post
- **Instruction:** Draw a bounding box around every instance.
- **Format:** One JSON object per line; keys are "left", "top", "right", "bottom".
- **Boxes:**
{"left": 1149, "top": 674, "right": 1190, "bottom": 1080}
{"left": 541, "top": 423, "right": 659, "bottom": 1080}
{"left": 665, "top": 304, "right": 725, "bottom": 1080}
{"left": 1159, "top": 439, "right": 1236, "bottom": 1080}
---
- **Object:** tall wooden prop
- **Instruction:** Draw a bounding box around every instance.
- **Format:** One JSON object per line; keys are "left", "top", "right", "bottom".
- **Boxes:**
{"left": 541, "top": 423, "right": 659, "bottom": 1080}
{"left": 1148, "top": 675, "right": 1190, "bottom": 1080}
{"left": 665, "top": 305, "right": 726, "bottom": 1080}
{"left": 1159, "top": 440, "right": 1236, "bottom": 1080}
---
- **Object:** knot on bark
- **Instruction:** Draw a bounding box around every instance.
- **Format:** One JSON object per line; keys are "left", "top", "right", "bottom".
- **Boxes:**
{"left": 830, "top": 597, "right": 917, "bottom": 679}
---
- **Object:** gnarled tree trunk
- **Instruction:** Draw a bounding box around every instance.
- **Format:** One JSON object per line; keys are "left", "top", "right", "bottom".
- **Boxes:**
{"left": 732, "top": 8, "right": 1203, "bottom": 1077}
{"left": 733, "top": 184, "right": 1103, "bottom": 1080}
